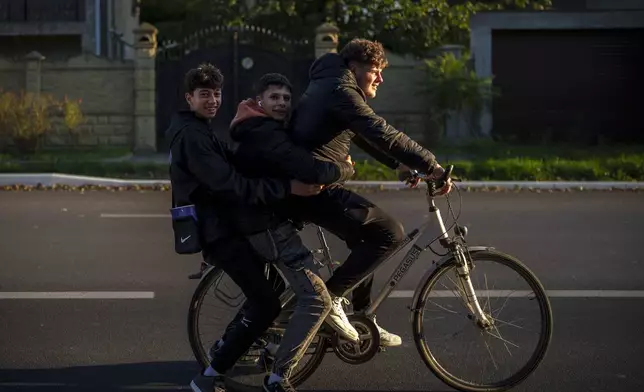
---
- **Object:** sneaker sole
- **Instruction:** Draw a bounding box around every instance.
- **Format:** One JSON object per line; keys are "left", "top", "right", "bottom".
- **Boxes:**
{"left": 380, "top": 338, "right": 402, "bottom": 347}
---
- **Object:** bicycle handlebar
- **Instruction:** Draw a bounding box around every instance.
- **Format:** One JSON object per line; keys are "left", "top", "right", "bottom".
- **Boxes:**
{"left": 407, "top": 164, "right": 455, "bottom": 196}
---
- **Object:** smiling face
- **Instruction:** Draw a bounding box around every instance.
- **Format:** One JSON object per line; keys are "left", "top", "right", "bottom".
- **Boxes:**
{"left": 186, "top": 87, "right": 222, "bottom": 119}
{"left": 257, "top": 84, "right": 292, "bottom": 121}
{"left": 183, "top": 63, "right": 224, "bottom": 119}
{"left": 351, "top": 62, "right": 384, "bottom": 99}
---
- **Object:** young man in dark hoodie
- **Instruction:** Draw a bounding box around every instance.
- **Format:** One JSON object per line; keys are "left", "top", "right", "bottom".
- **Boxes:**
{"left": 223, "top": 73, "right": 357, "bottom": 392}
{"left": 286, "top": 39, "right": 453, "bottom": 348}
{"left": 166, "top": 64, "right": 332, "bottom": 392}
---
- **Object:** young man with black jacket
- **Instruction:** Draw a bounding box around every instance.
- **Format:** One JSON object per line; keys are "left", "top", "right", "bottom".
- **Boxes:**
{"left": 166, "top": 64, "right": 341, "bottom": 392}
{"left": 223, "top": 73, "right": 357, "bottom": 392}
{"left": 286, "top": 38, "right": 453, "bottom": 348}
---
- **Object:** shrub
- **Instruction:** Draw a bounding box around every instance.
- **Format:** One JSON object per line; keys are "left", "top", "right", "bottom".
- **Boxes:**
{"left": 0, "top": 90, "right": 85, "bottom": 154}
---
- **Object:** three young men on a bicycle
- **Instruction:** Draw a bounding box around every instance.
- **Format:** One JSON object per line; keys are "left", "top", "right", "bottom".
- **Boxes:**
{"left": 168, "top": 66, "right": 355, "bottom": 392}
{"left": 168, "top": 38, "right": 451, "bottom": 392}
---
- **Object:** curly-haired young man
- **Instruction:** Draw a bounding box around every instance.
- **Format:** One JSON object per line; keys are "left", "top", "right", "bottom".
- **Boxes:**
{"left": 286, "top": 38, "right": 453, "bottom": 347}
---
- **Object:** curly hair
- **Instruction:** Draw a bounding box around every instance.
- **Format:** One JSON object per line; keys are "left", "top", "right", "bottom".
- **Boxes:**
{"left": 339, "top": 38, "right": 389, "bottom": 69}
{"left": 255, "top": 73, "right": 292, "bottom": 95}
{"left": 184, "top": 63, "right": 224, "bottom": 93}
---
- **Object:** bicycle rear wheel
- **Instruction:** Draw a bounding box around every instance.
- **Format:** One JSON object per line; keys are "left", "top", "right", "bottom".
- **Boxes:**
{"left": 187, "top": 265, "right": 328, "bottom": 388}
{"left": 412, "top": 249, "right": 553, "bottom": 392}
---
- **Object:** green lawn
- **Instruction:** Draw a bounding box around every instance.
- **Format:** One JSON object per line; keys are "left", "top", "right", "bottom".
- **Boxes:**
{"left": 1, "top": 142, "right": 643, "bottom": 181}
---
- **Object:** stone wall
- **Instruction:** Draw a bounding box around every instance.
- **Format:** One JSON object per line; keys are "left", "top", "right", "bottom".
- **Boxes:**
{"left": 370, "top": 50, "right": 434, "bottom": 145}
{"left": 0, "top": 23, "right": 157, "bottom": 152}
{"left": 0, "top": 58, "right": 24, "bottom": 93}
{"left": 0, "top": 53, "right": 134, "bottom": 148}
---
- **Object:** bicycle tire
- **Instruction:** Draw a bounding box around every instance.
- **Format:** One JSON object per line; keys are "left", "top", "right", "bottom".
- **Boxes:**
{"left": 412, "top": 249, "right": 553, "bottom": 392}
{"left": 187, "top": 265, "right": 329, "bottom": 387}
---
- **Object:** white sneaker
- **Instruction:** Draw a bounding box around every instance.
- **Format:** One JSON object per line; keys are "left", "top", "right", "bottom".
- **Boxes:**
{"left": 325, "top": 297, "right": 360, "bottom": 343}
{"left": 368, "top": 314, "right": 402, "bottom": 347}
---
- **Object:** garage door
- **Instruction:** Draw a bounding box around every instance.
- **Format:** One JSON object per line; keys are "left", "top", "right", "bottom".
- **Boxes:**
{"left": 491, "top": 29, "right": 644, "bottom": 144}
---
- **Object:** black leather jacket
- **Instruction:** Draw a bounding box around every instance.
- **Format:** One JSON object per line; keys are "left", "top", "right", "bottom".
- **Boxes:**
{"left": 290, "top": 53, "right": 437, "bottom": 174}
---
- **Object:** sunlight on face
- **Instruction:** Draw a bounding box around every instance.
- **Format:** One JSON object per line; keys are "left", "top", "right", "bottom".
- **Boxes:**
{"left": 186, "top": 88, "right": 222, "bottom": 119}
{"left": 257, "top": 85, "right": 292, "bottom": 121}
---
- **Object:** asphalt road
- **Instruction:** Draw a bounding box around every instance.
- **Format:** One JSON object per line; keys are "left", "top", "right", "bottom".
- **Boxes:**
{"left": 1, "top": 189, "right": 643, "bottom": 392}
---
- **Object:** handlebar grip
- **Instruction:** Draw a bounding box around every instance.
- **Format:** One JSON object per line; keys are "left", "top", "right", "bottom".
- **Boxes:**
{"left": 426, "top": 164, "right": 453, "bottom": 195}
{"left": 442, "top": 164, "right": 454, "bottom": 181}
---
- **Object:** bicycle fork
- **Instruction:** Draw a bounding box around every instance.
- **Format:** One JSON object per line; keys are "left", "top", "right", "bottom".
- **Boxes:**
{"left": 453, "top": 248, "right": 493, "bottom": 329}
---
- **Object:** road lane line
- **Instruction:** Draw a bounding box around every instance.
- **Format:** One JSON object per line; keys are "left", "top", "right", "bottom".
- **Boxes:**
{"left": 3, "top": 290, "right": 642, "bottom": 300}
{"left": 0, "top": 292, "right": 155, "bottom": 299}
{"left": 389, "top": 290, "right": 644, "bottom": 298}
{"left": 101, "top": 213, "right": 170, "bottom": 218}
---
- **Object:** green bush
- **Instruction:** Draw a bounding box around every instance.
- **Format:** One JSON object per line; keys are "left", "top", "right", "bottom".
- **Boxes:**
{"left": 1, "top": 151, "right": 643, "bottom": 182}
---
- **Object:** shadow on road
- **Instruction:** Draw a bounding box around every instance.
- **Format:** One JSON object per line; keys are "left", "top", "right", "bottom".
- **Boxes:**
{"left": 0, "top": 361, "right": 454, "bottom": 392}
{"left": 0, "top": 361, "right": 198, "bottom": 391}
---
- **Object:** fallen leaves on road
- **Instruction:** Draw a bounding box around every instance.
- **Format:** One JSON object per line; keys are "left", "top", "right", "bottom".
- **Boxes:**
{"left": 0, "top": 184, "right": 641, "bottom": 193}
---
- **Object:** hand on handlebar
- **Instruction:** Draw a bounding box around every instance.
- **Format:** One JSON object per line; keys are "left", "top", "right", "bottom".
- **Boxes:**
{"left": 427, "top": 164, "right": 453, "bottom": 196}
{"left": 397, "top": 163, "right": 454, "bottom": 195}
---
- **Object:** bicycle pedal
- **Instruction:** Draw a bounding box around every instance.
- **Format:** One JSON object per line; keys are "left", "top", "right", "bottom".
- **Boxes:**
{"left": 378, "top": 346, "right": 386, "bottom": 353}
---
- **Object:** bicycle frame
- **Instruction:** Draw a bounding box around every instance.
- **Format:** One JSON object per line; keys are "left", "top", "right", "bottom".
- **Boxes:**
{"left": 277, "top": 190, "right": 454, "bottom": 316}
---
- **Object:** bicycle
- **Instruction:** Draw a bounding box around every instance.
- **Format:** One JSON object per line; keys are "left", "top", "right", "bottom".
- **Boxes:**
{"left": 187, "top": 165, "right": 554, "bottom": 392}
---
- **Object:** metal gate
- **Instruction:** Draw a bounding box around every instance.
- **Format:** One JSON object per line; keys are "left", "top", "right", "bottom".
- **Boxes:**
{"left": 155, "top": 25, "right": 314, "bottom": 150}
{"left": 491, "top": 28, "right": 644, "bottom": 144}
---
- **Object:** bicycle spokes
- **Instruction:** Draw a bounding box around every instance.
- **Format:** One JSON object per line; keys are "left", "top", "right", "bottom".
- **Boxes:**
{"left": 419, "top": 254, "right": 549, "bottom": 388}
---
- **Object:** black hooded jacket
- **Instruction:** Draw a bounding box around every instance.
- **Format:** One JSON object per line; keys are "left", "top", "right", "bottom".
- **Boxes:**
{"left": 227, "top": 99, "right": 355, "bottom": 233}
{"left": 290, "top": 53, "right": 437, "bottom": 174}
{"left": 165, "top": 110, "right": 291, "bottom": 243}
{"left": 229, "top": 98, "right": 354, "bottom": 184}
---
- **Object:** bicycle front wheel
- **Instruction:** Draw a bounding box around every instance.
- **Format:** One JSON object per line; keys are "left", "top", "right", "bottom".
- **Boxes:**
{"left": 412, "top": 249, "right": 553, "bottom": 392}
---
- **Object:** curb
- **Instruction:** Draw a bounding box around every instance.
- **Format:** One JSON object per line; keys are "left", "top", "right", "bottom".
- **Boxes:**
{"left": 0, "top": 173, "right": 643, "bottom": 190}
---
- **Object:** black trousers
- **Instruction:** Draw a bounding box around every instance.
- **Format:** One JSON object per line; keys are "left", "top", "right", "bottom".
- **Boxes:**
{"left": 203, "top": 236, "right": 282, "bottom": 374}
{"left": 282, "top": 185, "right": 405, "bottom": 311}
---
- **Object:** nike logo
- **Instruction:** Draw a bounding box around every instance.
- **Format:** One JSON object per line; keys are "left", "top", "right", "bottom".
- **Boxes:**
{"left": 181, "top": 235, "right": 191, "bottom": 243}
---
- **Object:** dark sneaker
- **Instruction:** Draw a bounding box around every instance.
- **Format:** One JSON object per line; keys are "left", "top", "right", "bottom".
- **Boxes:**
{"left": 263, "top": 375, "right": 296, "bottom": 392}
{"left": 190, "top": 372, "right": 226, "bottom": 392}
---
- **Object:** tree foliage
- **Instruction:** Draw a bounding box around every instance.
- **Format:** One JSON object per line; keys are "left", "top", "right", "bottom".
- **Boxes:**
{"left": 141, "top": 0, "right": 552, "bottom": 56}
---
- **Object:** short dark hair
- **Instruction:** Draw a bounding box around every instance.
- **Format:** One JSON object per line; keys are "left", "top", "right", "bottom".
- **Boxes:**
{"left": 255, "top": 73, "right": 292, "bottom": 96}
{"left": 184, "top": 63, "right": 224, "bottom": 94}
{"left": 339, "top": 38, "right": 388, "bottom": 69}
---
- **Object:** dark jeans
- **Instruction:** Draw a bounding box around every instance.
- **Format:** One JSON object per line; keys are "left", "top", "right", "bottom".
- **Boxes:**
{"left": 204, "top": 236, "right": 282, "bottom": 374}
{"left": 283, "top": 185, "right": 405, "bottom": 311}
{"left": 209, "top": 222, "right": 331, "bottom": 378}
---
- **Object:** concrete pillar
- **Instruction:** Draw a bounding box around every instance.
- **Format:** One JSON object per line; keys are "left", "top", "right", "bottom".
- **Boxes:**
{"left": 470, "top": 24, "right": 493, "bottom": 138}
{"left": 24, "top": 51, "right": 45, "bottom": 95}
{"left": 132, "top": 22, "right": 158, "bottom": 154}
{"left": 434, "top": 45, "right": 473, "bottom": 141}
{"left": 315, "top": 23, "right": 340, "bottom": 58}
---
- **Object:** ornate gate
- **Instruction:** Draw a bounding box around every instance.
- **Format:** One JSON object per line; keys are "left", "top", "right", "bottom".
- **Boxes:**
{"left": 155, "top": 25, "right": 314, "bottom": 150}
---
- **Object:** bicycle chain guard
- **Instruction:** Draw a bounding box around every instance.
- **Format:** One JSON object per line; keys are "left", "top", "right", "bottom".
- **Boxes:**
{"left": 331, "top": 315, "right": 381, "bottom": 365}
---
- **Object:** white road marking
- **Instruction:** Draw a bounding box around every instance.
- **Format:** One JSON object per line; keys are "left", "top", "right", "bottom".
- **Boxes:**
{"left": 0, "top": 292, "right": 155, "bottom": 299}
{"left": 100, "top": 213, "right": 170, "bottom": 218}
{"left": 390, "top": 290, "right": 644, "bottom": 298}
{"left": 2, "top": 290, "right": 642, "bottom": 300}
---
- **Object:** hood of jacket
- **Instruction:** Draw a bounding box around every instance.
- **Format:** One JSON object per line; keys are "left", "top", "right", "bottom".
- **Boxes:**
{"left": 230, "top": 98, "right": 268, "bottom": 127}
{"left": 165, "top": 110, "right": 211, "bottom": 151}
{"left": 229, "top": 98, "right": 281, "bottom": 142}
{"left": 309, "top": 53, "right": 365, "bottom": 98}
